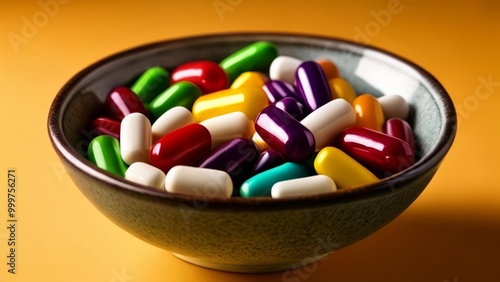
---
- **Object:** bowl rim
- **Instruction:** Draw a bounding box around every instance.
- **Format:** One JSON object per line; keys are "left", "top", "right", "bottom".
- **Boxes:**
{"left": 47, "top": 32, "right": 457, "bottom": 210}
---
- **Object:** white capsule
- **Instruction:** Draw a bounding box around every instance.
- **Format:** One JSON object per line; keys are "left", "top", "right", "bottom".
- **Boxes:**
{"left": 269, "top": 56, "right": 303, "bottom": 84}
{"left": 271, "top": 175, "right": 336, "bottom": 199}
{"left": 125, "top": 162, "right": 165, "bottom": 190}
{"left": 377, "top": 94, "right": 409, "bottom": 120}
{"left": 120, "top": 112, "right": 151, "bottom": 164}
{"left": 165, "top": 166, "right": 233, "bottom": 199}
{"left": 301, "top": 99, "right": 356, "bottom": 151}
{"left": 151, "top": 106, "right": 194, "bottom": 142}
{"left": 200, "top": 112, "right": 252, "bottom": 148}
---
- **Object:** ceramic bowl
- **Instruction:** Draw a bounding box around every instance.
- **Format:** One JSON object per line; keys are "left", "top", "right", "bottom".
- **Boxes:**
{"left": 47, "top": 33, "right": 456, "bottom": 273}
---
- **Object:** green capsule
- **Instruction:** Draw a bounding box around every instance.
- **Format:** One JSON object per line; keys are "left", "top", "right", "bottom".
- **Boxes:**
{"left": 240, "top": 162, "right": 314, "bottom": 198}
{"left": 147, "top": 81, "right": 202, "bottom": 121}
{"left": 130, "top": 66, "right": 170, "bottom": 104}
{"left": 87, "top": 135, "right": 128, "bottom": 177}
{"left": 219, "top": 41, "right": 278, "bottom": 83}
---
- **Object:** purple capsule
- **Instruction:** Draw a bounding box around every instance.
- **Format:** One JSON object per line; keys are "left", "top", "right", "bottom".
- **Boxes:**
{"left": 255, "top": 105, "right": 315, "bottom": 162}
{"left": 262, "top": 80, "right": 303, "bottom": 104}
{"left": 248, "top": 149, "right": 285, "bottom": 177}
{"left": 197, "top": 138, "right": 258, "bottom": 192}
{"left": 273, "top": 97, "right": 305, "bottom": 120}
{"left": 295, "top": 61, "right": 332, "bottom": 112}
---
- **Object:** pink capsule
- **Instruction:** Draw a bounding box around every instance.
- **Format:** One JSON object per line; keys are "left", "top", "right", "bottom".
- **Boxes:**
{"left": 170, "top": 60, "right": 228, "bottom": 94}
{"left": 105, "top": 87, "right": 149, "bottom": 121}
{"left": 90, "top": 117, "right": 120, "bottom": 139}
{"left": 337, "top": 127, "right": 415, "bottom": 176}
{"left": 383, "top": 118, "right": 416, "bottom": 151}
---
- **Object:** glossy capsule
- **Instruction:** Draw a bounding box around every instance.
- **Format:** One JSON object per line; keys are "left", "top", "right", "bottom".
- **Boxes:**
{"left": 271, "top": 175, "right": 336, "bottom": 199}
{"left": 328, "top": 77, "right": 357, "bottom": 103}
{"left": 197, "top": 138, "right": 258, "bottom": 190}
{"left": 384, "top": 118, "right": 416, "bottom": 151}
{"left": 130, "top": 66, "right": 170, "bottom": 104}
{"left": 192, "top": 88, "right": 268, "bottom": 122}
{"left": 89, "top": 117, "right": 120, "bottom": 139}
{"left": 170, "top": 60, "right": 228, "bottom": 94}
{"left": 87, "top": 135, "right": 128, "bottom": 177}
{"left": 125, "top": 162, "right": 165, "bottom": 190}
{"left": 315, "top": 58, "right": 339, "bottom": 80}
{"left": 105, "top": 87, "right": 149, "bottom": 121}
{"left": 219, "top": 41, "right": 278, "bottom": 82}
{"left": 120, "top": 113, "right": 152, "bottom": 165}
{"left": 314, "top": 147, "right": 378, "bottom": 190}
{"left": 295, "top": 61, "right": 332, "bottom": 112}
{"left": 255, "top": 105, "right": 316, "bottom": 162}
{"left": 262, "top": 80, "right": 302, "bottom": 104}
{"left": 337, "top": 127, "right": 415, "bottom": 176}
{"left": 151, "top": 106, "right": 194, "bottom": 142}
{"left": 240, "top": 162, "right": 313, "bottom": 198}
{"left": 199, "top": 111, "right": 252, "bottom": 148}
{"left": 378, "top": 94, "right": 409, "bottom": 120}
{"left": 150, "top": 123, "right": 211, "bottom": 173}
{"left": 230, "top": 71, "right": 267, "bottom": 89}
{"left": 301, "top": 98, "right": 355, "bottom": 151}
{"left": 274, "top": 97, "right": 305, "bottom": 120}
{"left": 252, "top": 131, "right": 269, "bottom": 152}
{"left": 165, "top": 165, "right": 233, "bottom": 199}
{"left": 147, "top": 81, "right": 202, "bottom": 121}
{"left": 352, "top": 94, "right": 385, "bottom": 132}
{"left": 248, "top": 149, "right": 285, "bottom": 177}
{"left": 269, "top": 56, "right": 302, "bottom": 85}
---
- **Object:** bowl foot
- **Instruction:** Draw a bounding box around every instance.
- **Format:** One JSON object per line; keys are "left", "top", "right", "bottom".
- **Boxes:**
{"left": 171, "top": 252, "right": 330, "bottom": 273}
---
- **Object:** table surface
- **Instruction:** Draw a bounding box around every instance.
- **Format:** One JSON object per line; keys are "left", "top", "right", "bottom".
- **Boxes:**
{"left": 1, "top": 0, "right": 499, "bottom": 281}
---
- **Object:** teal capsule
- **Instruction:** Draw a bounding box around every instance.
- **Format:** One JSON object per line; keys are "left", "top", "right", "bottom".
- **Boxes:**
{"left": 130, "top": 66, "right": 170, "bottom": 104}
{"left": 87, "top": 135, "right": 128, "bottom": 177}
{"left": 147, "top": 81, "right": 202, "bottom": 121}
{"left": 240, "top": 162, "right": 314, "bottom": 198}
{"left": 219, "top": 41, "right": 278, "bottom": 83}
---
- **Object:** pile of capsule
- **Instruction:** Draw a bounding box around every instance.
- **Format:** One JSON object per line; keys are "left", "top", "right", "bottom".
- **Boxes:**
{"left": 87, "top": 41, "right": 416, "bottom": 199}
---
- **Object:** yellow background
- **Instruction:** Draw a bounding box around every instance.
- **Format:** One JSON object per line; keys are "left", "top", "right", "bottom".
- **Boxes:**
{"left": 1, "top": 0, "right": 499, "bottom": 281}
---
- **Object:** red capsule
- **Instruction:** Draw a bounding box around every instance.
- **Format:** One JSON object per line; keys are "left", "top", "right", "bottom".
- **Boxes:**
{"left": 90, "top": 117, "right": 120, "bottom": 139}
{"left": 150, "top": 123, "right": 211, "bottom": 173}
{"left": 170, "top": 60, "right": 228, "bottom": 94}
{"left": 105, "top": 87, "right": 149, "bottom": 121}
{"left": 337, "top": 127, "right": 415, "bottom": 176}
{"left": 383, "top": 118, "right": 416, "bottom": 151}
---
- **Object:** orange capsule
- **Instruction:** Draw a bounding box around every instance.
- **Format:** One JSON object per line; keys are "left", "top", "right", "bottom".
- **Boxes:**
{"left": 352, "top": 94, "right": 385, "bottom": 132}
{"left": 328, "top": 77, "right": 357, "bottom": 103}
{"left": 315, "top": 58, "right": 339, "bottom": 80}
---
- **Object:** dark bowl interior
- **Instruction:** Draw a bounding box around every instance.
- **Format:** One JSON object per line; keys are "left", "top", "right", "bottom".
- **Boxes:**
{"left": 48, "top": 32, "right": 457, "bottom": 272}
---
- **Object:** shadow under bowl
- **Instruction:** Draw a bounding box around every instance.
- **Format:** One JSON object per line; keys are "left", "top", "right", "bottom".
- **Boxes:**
{"left": 48, "top": 32, "right": 457, "bottom": 273}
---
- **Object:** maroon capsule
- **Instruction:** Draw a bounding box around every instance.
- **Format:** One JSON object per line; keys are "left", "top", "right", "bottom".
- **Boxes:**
{"left": 150, "top": 123, "right": 211, "bottom": 173}
{"left": 105, "top": 86, "right": 149, "bottom": 121}
{"left": 170, "top": 60, "right": 228, "bottom": 94}
{"left": 337, "top": 126, "right": 415, "bottom": 176}
{"left": 295, "top": 61, "right": 332, "bottom": 113}
{"left": 255, "top": 105, "right": 315, "bottom": 162}
{"left": 197, "top": 138, "right": 258, "bottom": 192}
{"left": 262, "top": 80, "right": 302, "bottom": 103}
{"left": 273, "top": 96, "right": 305, "bottom": 120}
{"left": 89, "top": 117, "right": 120, "bottom": 139}
{"left": 383, "top": 118, "right": 416, "bottom": 151}
{"left": 248, "top": 149, "right": 285, "bottom": 177}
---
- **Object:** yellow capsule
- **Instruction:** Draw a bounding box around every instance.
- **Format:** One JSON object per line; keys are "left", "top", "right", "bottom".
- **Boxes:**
{"left": 315, "top": 58, "right": 339, "bottom": 80}
{"left": 314, "top": 147, "right": 378, "bottom": 190}
{"left": 252, "top": 131, "right": 269, "bottom": 152}
{"left": 328, "top": 77, "right": 357, "bottom": 103}
{"left": 230, "top": 71, "right": 267, "bottom": 89}
{"left": 352, "top": 94, "right": 385, "bottom": 132}
{"left": 192, "top": 88, "right": 269, "bottom": 122}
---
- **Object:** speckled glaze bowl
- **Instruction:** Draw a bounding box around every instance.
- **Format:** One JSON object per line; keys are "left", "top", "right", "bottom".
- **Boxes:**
{"left": 48, "top": 33, "right": 456, "bottom": 273}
